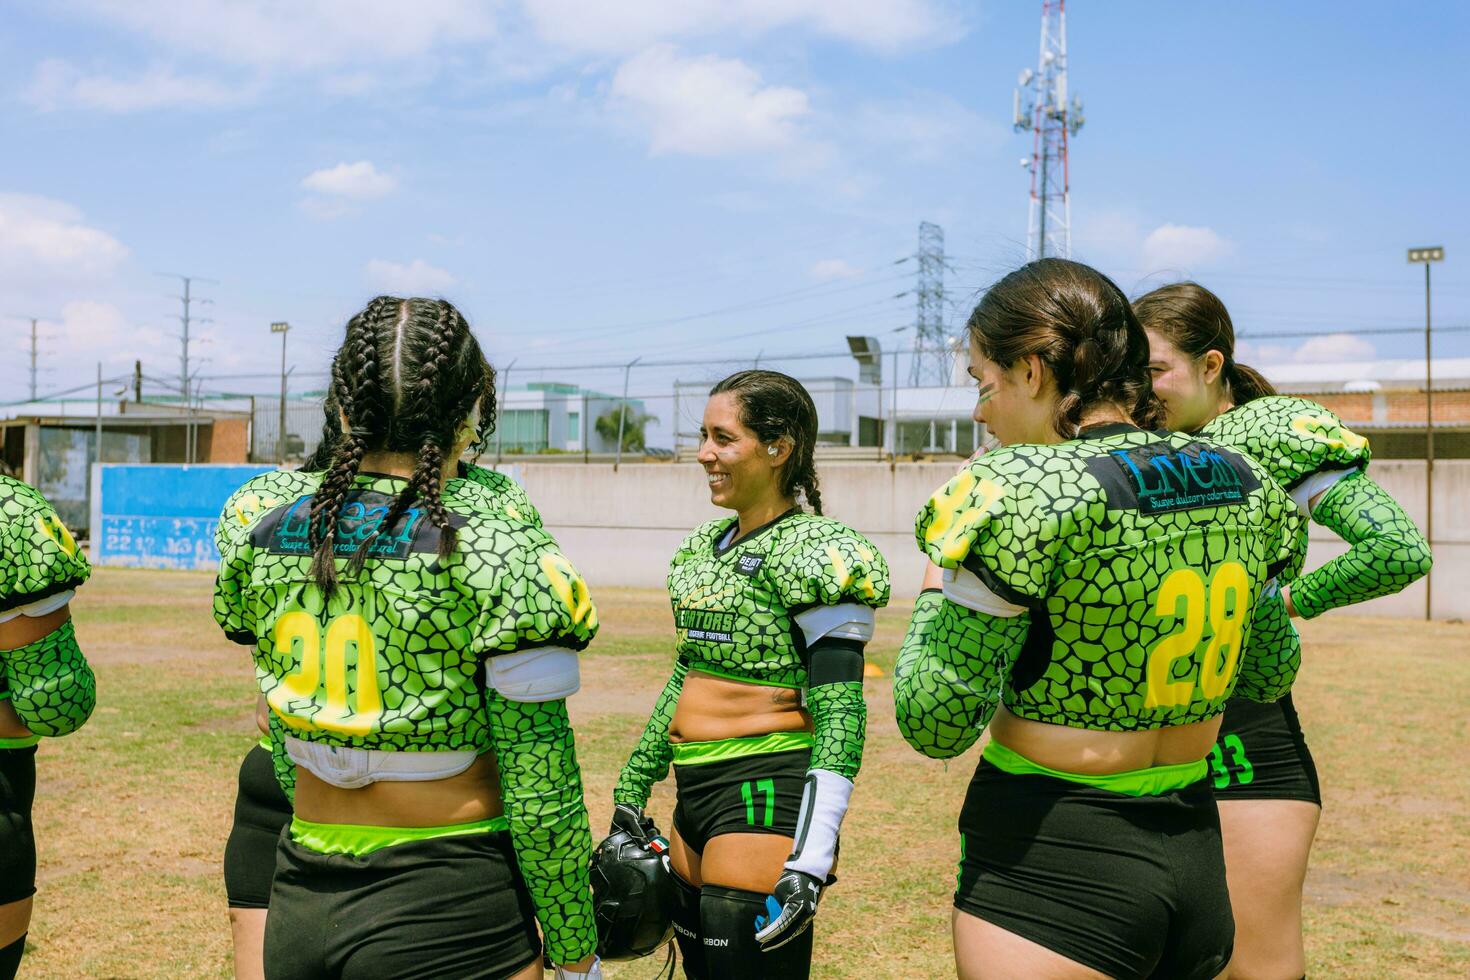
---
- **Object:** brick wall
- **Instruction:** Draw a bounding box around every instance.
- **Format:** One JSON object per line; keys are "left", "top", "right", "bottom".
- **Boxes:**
{"left": 205, "top": 417, "right": 251, "bottom": 462}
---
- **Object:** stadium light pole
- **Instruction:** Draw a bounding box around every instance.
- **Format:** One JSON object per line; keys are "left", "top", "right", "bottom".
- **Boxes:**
{"left": 271, "top": 322, "right": 291, "bottom": 463}
{"left": 1407, "top": 246, "right": 1443, "bottom": 620}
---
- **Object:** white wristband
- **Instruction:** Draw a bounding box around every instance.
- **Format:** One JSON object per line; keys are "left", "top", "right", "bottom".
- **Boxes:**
{"left": 555, "top": 957, "right": 602, "bottom": 980}
{"left": 786, "top": 768, "right": 853, "bottom": 880}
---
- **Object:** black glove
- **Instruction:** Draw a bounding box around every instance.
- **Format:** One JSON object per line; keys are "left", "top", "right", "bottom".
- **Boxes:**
{"left": 609, "top": 803, "right": 658, "bottom": 845}
{"left": 753, "top": 869, "right": 823, "bottom": 951}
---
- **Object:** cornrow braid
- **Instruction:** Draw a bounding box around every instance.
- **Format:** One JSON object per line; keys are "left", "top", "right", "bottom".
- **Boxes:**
{"left": 311, "top": 296, "right": 496, "bottom": 593}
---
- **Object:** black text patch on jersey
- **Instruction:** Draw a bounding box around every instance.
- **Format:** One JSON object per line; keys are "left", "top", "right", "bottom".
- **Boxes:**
{"left": 675, "top": 606, "right": 736, "bottom": 643}
{"left": 1088, "top": 441, "right": 1260, "bottom": 515}
{"left": 254, "top": 490, "right": 438, "bottom": 559}
{"left": 734, "top": 553, "right": 765, "bottom": 577}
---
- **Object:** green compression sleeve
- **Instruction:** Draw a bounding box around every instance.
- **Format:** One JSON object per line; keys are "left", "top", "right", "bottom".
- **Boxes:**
{"left": 1231, "top": 587, "right": 1301, "bottom": 703}
{"left": 1290, "top": 473, "right": 1433, "bottom": 619}
{"left": 486, "top": 694, "right": 596, "bottom": 965}
{"left": 807, "top": 677, "right": 866, "bottom": 780}
{"left": 893, "top": 590, "right": 1027, "bottom": 760}
{"left": 266, "top": 713, "right": 297, "bottom": 806}
{"left": 613, "top": 658, "right": 688, "bottom": 808}
{"left": 1, "top": 619, "right": 95, "bottom": 737}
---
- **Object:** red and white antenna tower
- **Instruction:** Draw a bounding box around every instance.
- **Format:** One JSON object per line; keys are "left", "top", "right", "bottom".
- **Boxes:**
{"left": 1014, "top": 0, "right": 1084, "bottom": 260}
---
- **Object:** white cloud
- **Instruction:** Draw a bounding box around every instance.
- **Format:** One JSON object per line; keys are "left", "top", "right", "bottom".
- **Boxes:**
{"left": 610, "top": 45, "right": 810, "bottom": 157}
{"left": 1292, "top": 333, "right": 1377, "bottom": 363}
{"left": 25, "top": 59, "right": 251, "bottom": 112}
{"left": 52, "top": 0, "right": 497, "bottom": 72}
{"left": 365, "top": 259, "right": 456, "bottom": 295}
{"left": 302, "top": 161, "right": 398, "bottom": 199}
{"left": 852, "top": 96, "right": 1004, "bottom": 162}
{"left": 1140, "top": 223, "right": 1232, "bottom": 271}
{"left": 522, "top": 0, "right": 959, "bottom": 55}
{"left": 808, "top": 258, "right": 863, "bottom": 281}
{"left": 0, "top": 193, "right": 129, "bottom": 283}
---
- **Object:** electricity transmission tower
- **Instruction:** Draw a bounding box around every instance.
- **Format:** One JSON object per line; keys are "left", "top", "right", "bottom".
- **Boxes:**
{"left": 1014, "top": 0, "right": 1084, "bottom": 260}
{"left": 159, "top": 273, "right": 217, "bottom": 463}
{"left": 909, "top": 221, "right": 952, "bottom": 387}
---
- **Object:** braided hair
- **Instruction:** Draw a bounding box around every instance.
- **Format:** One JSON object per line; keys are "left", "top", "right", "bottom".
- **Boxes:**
{"left": 1133, "top": 281, "right": 1275, "bottom": 405}
{"left": 966, "top": 258, "right": 1164, "bottom": 438}
{"left": 709, "top": 370, "right": 823, "bottom": 515}
{"left": 309, "top": 297, "right": 496, "bottom": 596}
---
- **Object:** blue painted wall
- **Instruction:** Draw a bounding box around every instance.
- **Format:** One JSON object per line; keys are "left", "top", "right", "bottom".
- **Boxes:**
{"left": 92, "top": 464, "right": 275, "bottom": 570}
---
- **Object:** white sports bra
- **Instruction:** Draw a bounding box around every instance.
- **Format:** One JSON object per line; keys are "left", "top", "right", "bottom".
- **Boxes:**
{"left": 284, "top": 737, "right": 480, "bottom": 790}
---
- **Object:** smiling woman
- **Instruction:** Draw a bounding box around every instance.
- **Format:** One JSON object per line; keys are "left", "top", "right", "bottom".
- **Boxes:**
{"left": 610, "top": 369, "right": 889, "bottom": 979}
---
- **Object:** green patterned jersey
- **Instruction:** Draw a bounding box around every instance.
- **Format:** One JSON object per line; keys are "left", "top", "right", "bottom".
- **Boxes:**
{"left": 1, "top": 475, "right": 92, "bottom": 705}
{"left": 614, "top": 511, "right": 890, "bottom": 806}
{"left": 903, "top": 424, "right": 1301, "bottom": 739}
{"left": 667, "top": 510, "right": 890, "bottom": 686}
{"left": 1202, "top": 396, "right": 1368, "bottom": 492}
{"left": 1202, "top": 396, "right": 1430, "bottom": 618}
{"left": 213, "top": 470, "right": 597, "bottom": 752}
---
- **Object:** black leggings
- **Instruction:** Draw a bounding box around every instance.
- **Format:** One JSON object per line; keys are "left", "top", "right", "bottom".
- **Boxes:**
{"left": 0, "top": 747, "right": 37, "bottom": 906}
{"left": 223, "top": 743, "right": 292, "bottom": 909}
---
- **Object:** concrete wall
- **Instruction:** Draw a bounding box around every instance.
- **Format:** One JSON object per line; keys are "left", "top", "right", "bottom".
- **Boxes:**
{"left": 514, "top": 459, "right": 1468, "bottom": 620}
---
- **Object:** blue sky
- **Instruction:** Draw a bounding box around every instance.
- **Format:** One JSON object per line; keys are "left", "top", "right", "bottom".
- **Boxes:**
{"left": 2, "top": 1, "right": 1467, "bottom": 442}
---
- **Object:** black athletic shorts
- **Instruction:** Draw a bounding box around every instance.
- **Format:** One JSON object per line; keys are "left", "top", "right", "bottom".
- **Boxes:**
{"left": 955, "top": 760, "right": 1233, "bottom": 980}
{"left": 223, "top": 743, "right": 292, "bottom": 909}
{"left": 1210, "top": 693, "right": 1320, "bottom": 804}
{"left": 0, "top": 746, "right": 38, "bottom": 905}
{"left": 264, "top": 828, "right": 541, "bottom": 980}
{"left": 671, "top": 748, "right": 808, "bottom": 853}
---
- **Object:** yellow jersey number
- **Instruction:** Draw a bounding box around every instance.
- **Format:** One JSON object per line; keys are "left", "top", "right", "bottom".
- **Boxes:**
{"left": 1145, "top": 562, "right": 1252, "bottom": 709}
{"left": 268, "top": 611, "right": 382, "bottom": 737}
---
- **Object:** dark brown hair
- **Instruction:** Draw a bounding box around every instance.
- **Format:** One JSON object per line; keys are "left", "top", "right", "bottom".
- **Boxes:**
{"left": 309, "top": 297, "right": 496, "bottom": 596}
{"left": 967, "top": 258, "right": 1163, "bottom": 437}
{"left": 709, "top": 370, "right": 823, "bottom": 515}
{"left": 1133, "top": 282, "right": 1275, "bottom": 404}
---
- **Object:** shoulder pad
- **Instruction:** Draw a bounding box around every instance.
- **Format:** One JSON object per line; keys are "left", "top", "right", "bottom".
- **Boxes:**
{"left": 1204, "top": 396, "right": 1370, "bottom": 490}
{"left": 915, "top": 448, "right": 1055, "bottom": 606}
{"left": 216, "top": 470, "right": 319, "bottom": 551}
{"left": 0, "top": 476, "right": 90, "bottom": 614}
{"left": 769, "top": 516, "right": 891, "bottom": 609}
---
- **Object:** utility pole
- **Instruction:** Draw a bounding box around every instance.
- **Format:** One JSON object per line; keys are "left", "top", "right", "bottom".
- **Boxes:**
{"left": 615, "top": 356, "right": 642, "bottom": 472}
{"left": 159, "top": 273, "right": 217, "bottom": 464}
{"left": 30, "top": 319, "right": 40, "bottom": 401}
{"left": 271, "top": 322, "right": 291, "bottom": 462}
{"left": 909, "top": 222, "right": 950, "bottom": 387}
{"left": 1014, "top": 0, "right": 1084, "bottom": 260}
{"left": 1408, "top": 246, "right": 1444, "bottom": 620}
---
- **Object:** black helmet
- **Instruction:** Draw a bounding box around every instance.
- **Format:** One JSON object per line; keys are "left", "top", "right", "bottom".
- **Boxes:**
{"left": 591, "top": 826, "right": 675, "bottom": 960}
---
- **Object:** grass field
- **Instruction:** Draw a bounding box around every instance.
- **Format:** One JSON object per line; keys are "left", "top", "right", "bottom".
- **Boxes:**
{"left": 16, "top": 567, "right": 1470, "bottom": 978}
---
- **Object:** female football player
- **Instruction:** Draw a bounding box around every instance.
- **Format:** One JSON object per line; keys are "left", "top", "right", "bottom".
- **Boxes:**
{"left": 1138, "top": 282, "right": 1431, "bottom": 980}
{"left": 613, "top": 370, "right": 889, "bottom": 979}
{"left": 895, "top": 258, "right": 1305, "bottom": 980}
{"left": 0, "top": 477, "right": 96, "bottom": 980}
{"left": 214, "top": 296, "right": 601, "bottom": 979}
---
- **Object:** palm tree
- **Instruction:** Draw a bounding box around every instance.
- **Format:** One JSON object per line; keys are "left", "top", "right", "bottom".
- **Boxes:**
{"left": 594, "top": 404, "right": 657, "bottom": 452}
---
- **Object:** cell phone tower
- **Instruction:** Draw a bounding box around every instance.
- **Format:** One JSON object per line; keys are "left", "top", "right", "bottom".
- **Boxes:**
{"left": 1014, "top": 0, "right": 1084, "bottom": 260}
